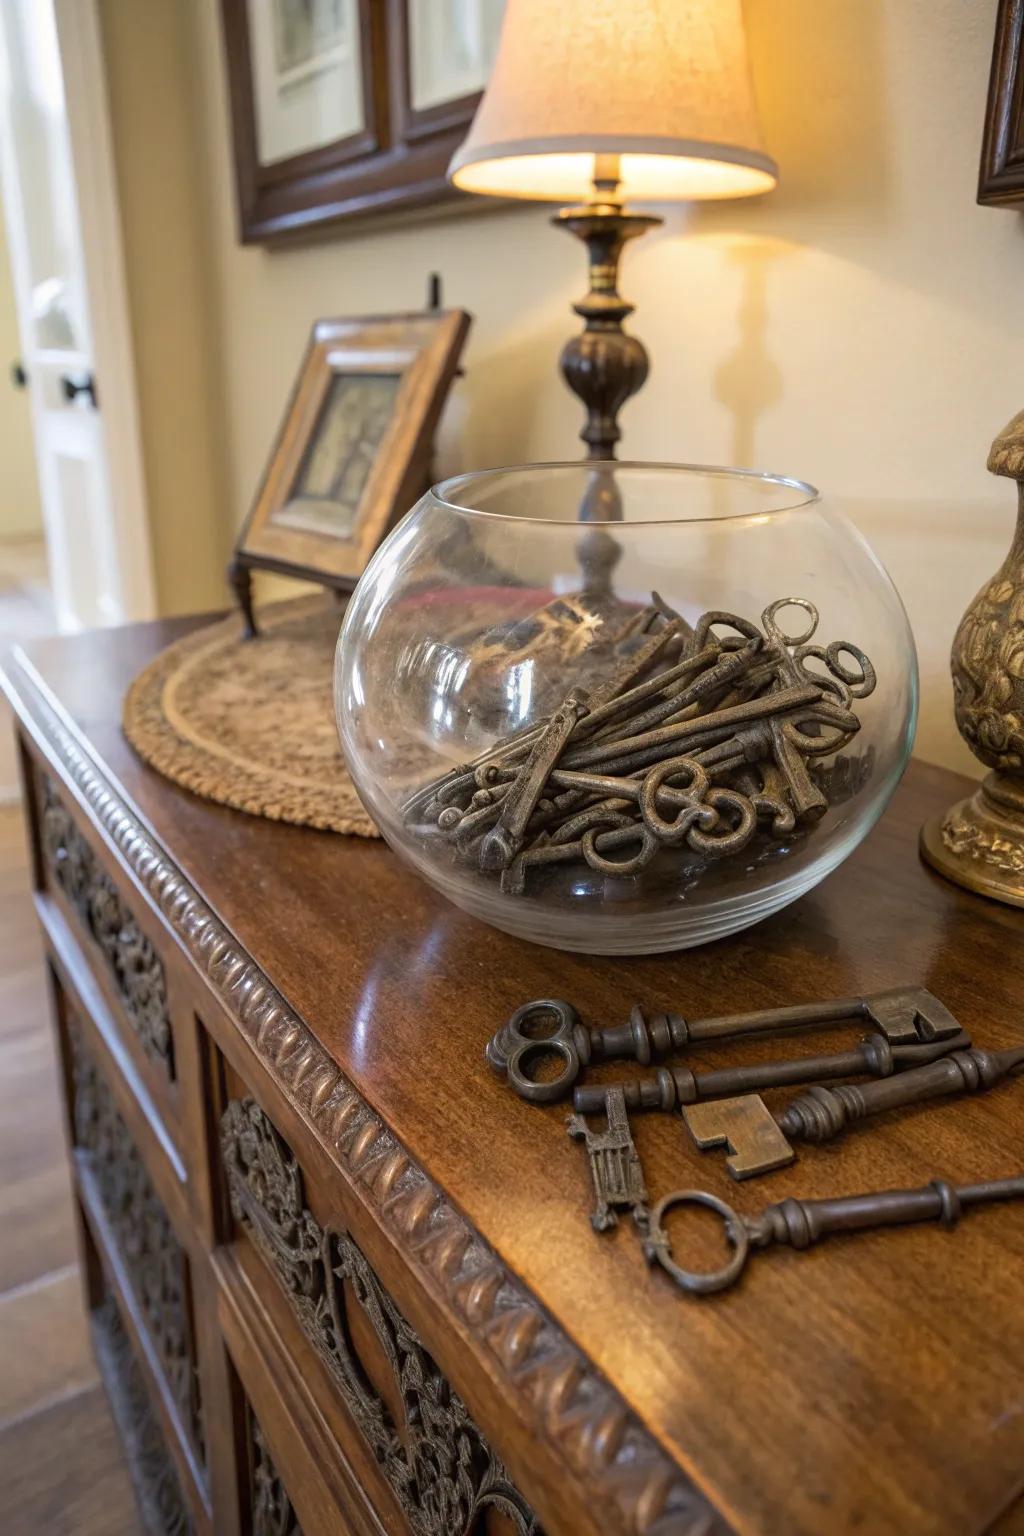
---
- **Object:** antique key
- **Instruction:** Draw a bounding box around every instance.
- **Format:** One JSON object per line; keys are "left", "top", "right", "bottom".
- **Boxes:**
{"left": 571, "top": 1029, "right": 970, "bottom": 1114}
{"left": 479, "top": 688, "right": 590, "bottom": 871}
{"left": 566, "top": 1086, "right": 648, "bottom": 1232}
{"left": 642, "top": 1174, "right": 1024, "bottom": 1295}
{"left": 487, "top": 987, "right": 963, "bottom": 1105}
{"left": 684, "top": 1043, "right": 1024, "bottom": 1179}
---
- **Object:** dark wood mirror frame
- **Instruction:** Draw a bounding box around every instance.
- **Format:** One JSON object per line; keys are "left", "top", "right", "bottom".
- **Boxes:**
{"left": 219, "top": 0, "right": 490, "bottom": 244}
{"left": 979, "top": 0, "right": 1024, "bottom": 207}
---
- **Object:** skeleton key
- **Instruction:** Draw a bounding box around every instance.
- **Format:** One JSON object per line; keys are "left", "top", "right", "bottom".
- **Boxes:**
{"left": 684, "top": 1043, "right": 1024, "bottom": 1180}
{"left": 571, "top": 1029, "right": 971, "bottom": 1114}
{"left": 479, "top": 688, "right": 590, "bottom": 871}
{"left": 566, "top": 1086, "right": 648, "bottom": 1232}
{"left": 487, "top": 987, "right": 963, "bottom": 1105}
{"left": 768, "top": 714, "right": 828, "bottom": 823}
{"left": 488, "top": 999, "right": 685, "bottom": 1103}
{"left": 642, "top": 1174, "right": 1024, "bottom": 1295}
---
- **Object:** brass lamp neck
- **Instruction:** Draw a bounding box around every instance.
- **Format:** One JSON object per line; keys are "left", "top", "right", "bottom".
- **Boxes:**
{"left": 591, "top": 152, "right": 622, "bottom": 205}
{"left": 553, "top": 195, "right": 661, "bottom": 460}
{"left": 552, "top": 173, "right": 662, "bottom": 597}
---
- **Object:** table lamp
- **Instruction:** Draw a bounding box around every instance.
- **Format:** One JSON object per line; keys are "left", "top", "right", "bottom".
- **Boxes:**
{"left": 449, "top": 0, "right": 778, "bottom": 471}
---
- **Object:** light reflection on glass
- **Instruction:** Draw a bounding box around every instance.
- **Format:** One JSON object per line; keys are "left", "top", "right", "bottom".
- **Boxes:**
{"left": 505, "top": 658, "right": 533, "bottom": 727}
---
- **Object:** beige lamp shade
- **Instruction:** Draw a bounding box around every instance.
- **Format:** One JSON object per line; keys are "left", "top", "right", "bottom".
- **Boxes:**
{"left": 449, "top": 0, "right": 777, "bottom": 202}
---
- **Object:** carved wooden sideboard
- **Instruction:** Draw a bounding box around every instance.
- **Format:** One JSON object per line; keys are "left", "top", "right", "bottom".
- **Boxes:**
{"left": 4, "top": 619, "right": 1024, "bottom": 1536}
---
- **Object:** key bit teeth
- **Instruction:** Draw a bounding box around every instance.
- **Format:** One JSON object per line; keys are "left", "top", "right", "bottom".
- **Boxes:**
{"left": 568, "top": 1087, "right": 648, "bottom": 1228}
{"left": 682, "top": 1095, "right": 795, "bottom": 1181}
{"left": 867, "top": 986, "right": 962, "bottom": 1044}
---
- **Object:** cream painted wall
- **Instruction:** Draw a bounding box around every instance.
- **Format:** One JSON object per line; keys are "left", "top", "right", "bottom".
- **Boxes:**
{"left": 99, "top": 0, "right": 229, "bottom": 615}
{"left": 0, "top": 203, "right": 42, "bottom": 540}
{"left": 179, "top": 0, "right": 1024, "bottom": 777}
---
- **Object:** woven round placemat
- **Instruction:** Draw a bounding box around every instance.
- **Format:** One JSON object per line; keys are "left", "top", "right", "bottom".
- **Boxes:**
{"left": 123, "top": 594, "right": 379, "bottom": 837}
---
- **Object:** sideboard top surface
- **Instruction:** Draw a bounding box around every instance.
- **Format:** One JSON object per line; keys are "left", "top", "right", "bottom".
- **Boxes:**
{"left": 6, "top": 616, "right": 1024, "bottom": 1536}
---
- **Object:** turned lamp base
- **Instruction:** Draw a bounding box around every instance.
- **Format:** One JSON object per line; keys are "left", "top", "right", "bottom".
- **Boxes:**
{"left": 554, "top": 198, "right": 660, "bottom": 461}
{"left": 920, "top": 772, "right": 1024, "bottom": 907}
{"left": 552, "top": 166, "right": 662, "bottom": 599}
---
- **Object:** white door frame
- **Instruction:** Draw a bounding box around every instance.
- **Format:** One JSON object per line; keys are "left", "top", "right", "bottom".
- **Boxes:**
{"left": 57, "top": 0, "right": 154, "bottom": 621}
{"left": 0, "top": 0, "right": 155, "bottom": 626}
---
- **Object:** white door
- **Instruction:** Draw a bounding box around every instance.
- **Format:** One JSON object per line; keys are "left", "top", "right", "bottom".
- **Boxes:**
{"left": 0, "top": 0, "right": 153, "bottom": 632}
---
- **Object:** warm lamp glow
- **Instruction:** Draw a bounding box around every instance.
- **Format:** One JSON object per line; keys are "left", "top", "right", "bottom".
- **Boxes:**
{"left": 446, "top": 0, "right": 779, "bottom": 476}
{"left": 452, "top": 148, "right": 776, "bottom": 203}
{"left": 448, "top": 0, "right": 778, "bottom": 203}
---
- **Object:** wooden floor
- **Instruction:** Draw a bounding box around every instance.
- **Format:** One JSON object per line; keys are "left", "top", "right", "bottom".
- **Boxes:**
{"left": 0, "top": 803, "right": 143, "bottom": 1534}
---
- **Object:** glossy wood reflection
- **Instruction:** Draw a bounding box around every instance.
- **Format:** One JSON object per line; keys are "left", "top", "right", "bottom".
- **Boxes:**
{"left": 4, "top": 616, "right": 1024, "bottom": 1536}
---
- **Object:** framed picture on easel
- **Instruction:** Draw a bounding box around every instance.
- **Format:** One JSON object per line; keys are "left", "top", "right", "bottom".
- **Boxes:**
{"left": 229, "top": 305, "right": 471, "bottom": 635}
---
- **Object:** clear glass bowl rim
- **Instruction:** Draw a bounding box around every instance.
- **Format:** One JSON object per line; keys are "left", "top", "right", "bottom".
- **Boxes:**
{"left": 430, "top": 460, "right": 822, "bottom": 526}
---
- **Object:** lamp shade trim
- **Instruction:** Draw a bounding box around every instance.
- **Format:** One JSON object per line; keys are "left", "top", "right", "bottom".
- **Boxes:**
{"left": 449, "top": 133, "right": 779, "bottom": 201}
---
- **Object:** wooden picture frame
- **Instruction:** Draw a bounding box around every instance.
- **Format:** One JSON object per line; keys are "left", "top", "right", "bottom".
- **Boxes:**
{"left": 229, "top": 308, "right": 471, "bottom": 635}
{"left": 219, "top": 1, "right": 506, "bottom": 244}
{"left": 979, "top": 0, "right": 1024, "bottom": 207}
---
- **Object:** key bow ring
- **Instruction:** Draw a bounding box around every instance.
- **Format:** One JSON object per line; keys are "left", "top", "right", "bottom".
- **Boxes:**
{"left": 760, "top": 597, "right": 877, "bottom": 710}
{"left": 485, "top": 999, "right": 585, "bottom": 1104}
{"left": 642, "top": 1190, "right": 750, "bottom": 1295}
{"left": 643, "top": 1174, "right": 1024, "bottom": 1295}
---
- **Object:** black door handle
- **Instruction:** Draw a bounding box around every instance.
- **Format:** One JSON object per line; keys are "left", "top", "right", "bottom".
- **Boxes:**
{"left": 61, "top": 371, "right": 98, "bottom": 408}
{"left": 10, "top": 360, "right": 27, "bottom": 388}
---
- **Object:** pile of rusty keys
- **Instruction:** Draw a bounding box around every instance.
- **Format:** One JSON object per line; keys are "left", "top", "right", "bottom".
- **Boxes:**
{"left": 404, "top": 596, "right": 877, "bottom": 893}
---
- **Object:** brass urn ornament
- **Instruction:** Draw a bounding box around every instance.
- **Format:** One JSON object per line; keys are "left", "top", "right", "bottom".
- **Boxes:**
{"left": 921, "top": 409, "right": 1024, "bottom": 903}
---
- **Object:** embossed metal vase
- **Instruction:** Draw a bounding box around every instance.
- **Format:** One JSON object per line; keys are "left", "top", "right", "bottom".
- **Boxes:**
{"left": 921, "top": 410, "right": 1024, "bottom": 904}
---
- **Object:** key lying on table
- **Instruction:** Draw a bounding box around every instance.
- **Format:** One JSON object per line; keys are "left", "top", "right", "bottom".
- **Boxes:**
{"left": 571, "top": 1029, "right": 971, "bottom": 1114}
{"left": 683, "top": 1043, "right": 1024, "bottom": 1180}
{"left": 642, "top": 1173, "right": 1024, "bottom": 1295}
{"left": 566, "top": 1086, "right": 648, "bottom": 1232}
{"left": 487, "top": 986, "right": 963, "bottom": 1104}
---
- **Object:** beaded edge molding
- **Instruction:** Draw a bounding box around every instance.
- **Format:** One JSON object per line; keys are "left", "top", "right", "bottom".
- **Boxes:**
{"left": 10, "top": 654, "right": 728, "bottom": 1536}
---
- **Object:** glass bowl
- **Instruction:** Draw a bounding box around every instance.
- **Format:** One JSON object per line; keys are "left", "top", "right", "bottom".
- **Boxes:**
{"left": 335, "top": 463, "right": 917, "bottom": 953}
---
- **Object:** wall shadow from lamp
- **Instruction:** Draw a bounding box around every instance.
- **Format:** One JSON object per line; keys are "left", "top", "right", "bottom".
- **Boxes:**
{"left": 687, "top": 0, "right": 886, "bottom": 471}
{"left": 616, "top": 216, "right": 789, "bottom": 474}
{"left": 712, "top": 237, "right": 787, "bottom": 471}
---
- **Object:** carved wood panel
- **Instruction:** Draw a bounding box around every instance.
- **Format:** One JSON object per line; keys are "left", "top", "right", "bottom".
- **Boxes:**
{"left": 221, "top": 1097, "right": 541, "bottom": 1536}
{"left": 92, "top": 1294, "right": 194, "bottom": 1536}
{"left": 250, "top": 1410, "right": 305, "bottom": 1536}
{"left": 41, "top": 774, "right": 174, "bottom": 1078}
{"left": 15, "top": 664, "right": 720, "bottom": 1536}
{"left": 70, "top": 1018, "right": 204, "bottom": 1466}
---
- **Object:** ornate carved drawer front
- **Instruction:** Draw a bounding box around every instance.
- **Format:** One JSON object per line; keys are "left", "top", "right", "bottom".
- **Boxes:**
{"left": 220, "top": 1093, "right": 542, "bottom": 1536}
{"left": 247, "top": 1405, "right": 306, "bottom": 1536}
{"left": 70, "top": 1016, "right": 205, "bottom": 1473}
{"left": 91, "top": 1291, "right": 195, "bottom": 1536}
{"left": 39, "top": 772, "right": 176, "bottom": 1086}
